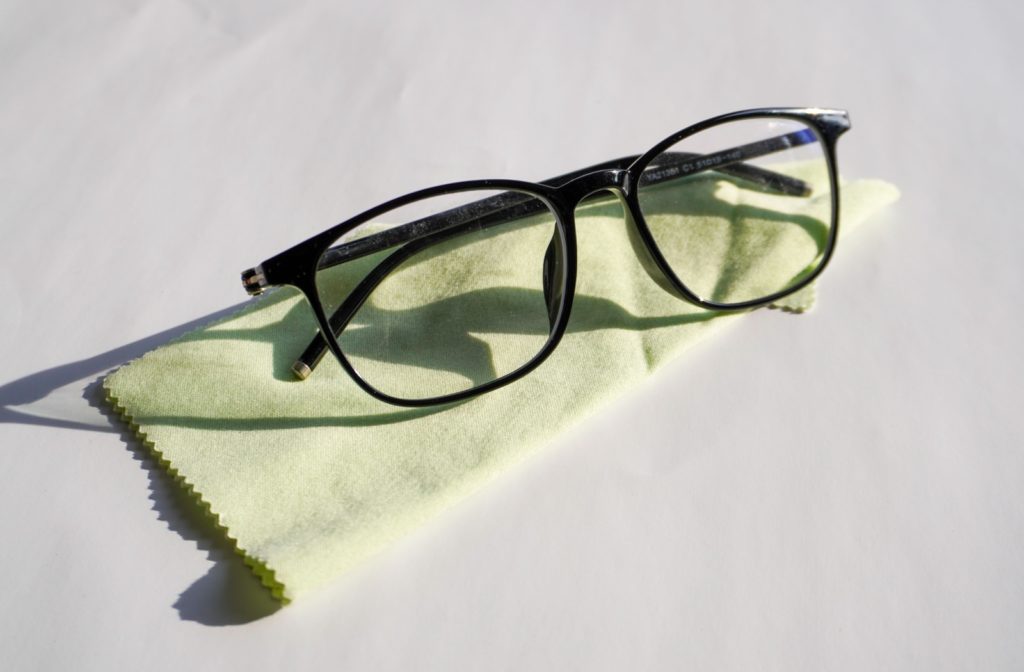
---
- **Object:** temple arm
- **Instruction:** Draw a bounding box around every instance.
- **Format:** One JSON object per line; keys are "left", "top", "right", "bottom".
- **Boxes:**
{"left": 315, "top": 129, "right": 814, "bottom": 273}
{"left": 288, "top": 129, "right": 818, "bottom": 379}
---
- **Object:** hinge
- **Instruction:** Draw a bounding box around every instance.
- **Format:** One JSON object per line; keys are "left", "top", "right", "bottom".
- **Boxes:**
{"left": 241, "top": 265, "right": 269, "bottom": 296}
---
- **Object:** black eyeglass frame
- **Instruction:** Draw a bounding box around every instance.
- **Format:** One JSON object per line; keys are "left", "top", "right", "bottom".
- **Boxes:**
{"left": 242, "top": 107, "right": 851, "bottom": 407}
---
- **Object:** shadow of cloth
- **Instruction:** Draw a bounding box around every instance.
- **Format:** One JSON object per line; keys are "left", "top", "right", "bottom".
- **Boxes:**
{"left": 87, "top": 374, "right": 284, "bottom": 625}
{"left": 0, "top": 307, "right": 292, "bottom": 625}
{"left": 0, "top": 303, "right": 249, "bottom": 433}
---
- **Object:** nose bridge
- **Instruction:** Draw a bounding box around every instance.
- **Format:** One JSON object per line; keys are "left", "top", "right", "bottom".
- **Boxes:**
{"left": 550, "top": 164, "right": 690, "bottom": 304}
{"left": 557, "top": 168, "right": 628, "bottom": 206}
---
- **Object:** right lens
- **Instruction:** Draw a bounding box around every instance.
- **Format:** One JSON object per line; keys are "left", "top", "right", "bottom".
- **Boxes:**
{"left": 314, "top": 188, "right": 561, "bottom": 402}
{"left": 637, "top": 116, "right": 833, "bottom": 306}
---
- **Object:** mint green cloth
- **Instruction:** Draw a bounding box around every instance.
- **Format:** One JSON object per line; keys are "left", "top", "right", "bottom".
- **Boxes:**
{"left": 104, "top": 178, "right": 898, "bottom": 602}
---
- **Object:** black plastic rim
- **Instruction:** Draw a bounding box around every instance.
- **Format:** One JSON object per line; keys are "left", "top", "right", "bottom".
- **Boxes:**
{"left": 244, "top": 107, "right": 851, "bottom": 407}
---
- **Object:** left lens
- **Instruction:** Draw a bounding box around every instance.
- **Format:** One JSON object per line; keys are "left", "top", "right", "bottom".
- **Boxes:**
{"left": 636, "top": 116, "right": 834, "bottom": 306}
{"left": 314, "top": 188, "right": 561, "bottom": 402}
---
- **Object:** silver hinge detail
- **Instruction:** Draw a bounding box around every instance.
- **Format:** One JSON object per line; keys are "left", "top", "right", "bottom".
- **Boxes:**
{"left": 241, "top": 265, "right": 268, "bottom": 296}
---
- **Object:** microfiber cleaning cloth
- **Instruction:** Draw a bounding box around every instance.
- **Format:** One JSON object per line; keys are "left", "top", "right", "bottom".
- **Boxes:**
{"left": 103, "top": 177, "right": 898, "bottom": 602}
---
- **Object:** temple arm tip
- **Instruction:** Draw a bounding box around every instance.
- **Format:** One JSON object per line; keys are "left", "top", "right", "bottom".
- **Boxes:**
{"left": 291, "top": 326, "right": 335, "bottom": 382}
{"left": 789, "top": 179, "right": 814, "bottom": 197}
{"left": 292, "top": 361, "right": 313, "bottom": 380}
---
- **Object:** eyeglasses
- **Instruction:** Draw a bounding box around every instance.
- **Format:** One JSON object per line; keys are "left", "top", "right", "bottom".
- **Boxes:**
{"left": 242, "top": 107, "right": 850, "bottom": 407}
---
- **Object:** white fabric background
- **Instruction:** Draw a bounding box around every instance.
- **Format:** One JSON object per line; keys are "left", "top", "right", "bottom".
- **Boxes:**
{"left": 0, "top": 1, "right": 1021, "bottom": 669}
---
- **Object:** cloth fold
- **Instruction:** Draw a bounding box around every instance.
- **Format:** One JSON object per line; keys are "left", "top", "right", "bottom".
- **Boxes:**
{"left": 104, "top": 178, "right": 898, "bottom": 602}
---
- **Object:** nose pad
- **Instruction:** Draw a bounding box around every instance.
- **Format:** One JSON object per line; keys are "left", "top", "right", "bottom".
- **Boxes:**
{"left": 542, "top": 232, "right": 565, "bottom": 331}
{"left": 619, "top": 197, "right": 689, "bottom": 300}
